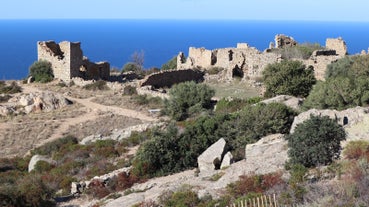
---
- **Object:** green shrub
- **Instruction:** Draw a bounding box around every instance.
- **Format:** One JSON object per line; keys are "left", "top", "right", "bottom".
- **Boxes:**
{"left": 29, "top": 60, "right": 54, "bottom": 83}
{"left": 164, "top": 81, "right": 215, "bottom": 121}
{"left": 31, "top": 135, "right": 78, "bottom": 156}
{"left": 286, "top": 115, "right": 346, "bottom": 167}
{"left": 263, "top": 60, "right": 316, "bottom": 98}
{"left": 159, "top": 187, "right": 201, "bottom": 207}
{"left": 272, "top": 43, "right": 323, "bottom": 60}
{"left": 215, "top": 97, "right": 262, "bottom": 114}
{"left": 122, "top": 62, "right": 142, "bottom": 74}
{"left": 207, "top": 67, "right": 225, "bottom": 75}
{"left": 161, "top": 56, "right": 177, "bottom": 70}
{"left": 304, "top": 55, "right": 369, "bottom": 110}
{"left": 131, "top": 94, "right": 163, "bottom": 108}
{"left": 82, "top": 80, "right": 109, "bottom": 90}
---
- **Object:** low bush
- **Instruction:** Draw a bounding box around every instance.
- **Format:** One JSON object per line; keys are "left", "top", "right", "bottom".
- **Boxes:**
{"left": 272, "top": 43, "right": 323, "bottom": 60}
{"left": 227, "top": 172, "right": 285, "bottom": 198}
{"left": 123, "top": 85, "right": 137, "bottom": 95}
{"left": 82, "top": 80, "right": 109, "bottom": 90}
{"left": 343, "top": 140, "right": 369, "bottom": 160}
{"left": 207, "top": 67, "right": 225, "bottom": 75}
{"left": 161, "top": 56, "right": 177, "bottom": 70}
{"left": 287, "top": 115, "right": 346, "bottom": 168}
{"left": 29, "top": 60, "right": 54, "bottom": 83}
{"left": 0, "top": 81, "right": 22, "bottom": 94}
{"left": 163, "top": 81, "right": 215, "bottom": 121}
{"left": 215, "top": 97, "right": 262, "bottom": 114}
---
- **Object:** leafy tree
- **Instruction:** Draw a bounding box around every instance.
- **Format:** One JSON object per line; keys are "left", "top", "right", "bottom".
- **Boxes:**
{"left": 262, "top": 60, "right": 316, "bottom": 98}
{"left": 286, "top": 115, "right": 346, "bottom": 168}
{"left": 164, "top": 81, "right": 215, "bottom": 121}
{"left": 29, "top": 60, "right": 54, "bottom": 83}
{"left": 304, "top": 55, "right": 369, "bottom": 110}
{"left": 161, "top": 56, "right": 177, "bottom": 70}
{"left": 121, "top": 62, "right": 142, "bottom": 74}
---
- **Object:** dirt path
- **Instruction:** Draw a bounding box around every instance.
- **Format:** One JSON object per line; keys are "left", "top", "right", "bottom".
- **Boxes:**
{"left": 21, "top": 84, "right": 158, "bottom": 149}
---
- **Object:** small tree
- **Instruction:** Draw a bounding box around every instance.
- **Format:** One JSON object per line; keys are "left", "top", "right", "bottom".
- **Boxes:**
{"left": 29, "top": 60, "right": 54, "bottom": 83}
{"left": 161, "top": 56, "right": 177, "bottom": 70}
{"left": 286, "top": 115, "right": 346, "bottom": 168}
{"left": 262, "top": 60, "right": 316, "bottom": 98}
{"left": 164, "top": 81, "right": 215, "bottom": 121}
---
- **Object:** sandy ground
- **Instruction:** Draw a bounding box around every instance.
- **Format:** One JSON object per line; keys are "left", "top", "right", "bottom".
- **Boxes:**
{"left": 0, "top": 83, "right": 159, "bottom": 157}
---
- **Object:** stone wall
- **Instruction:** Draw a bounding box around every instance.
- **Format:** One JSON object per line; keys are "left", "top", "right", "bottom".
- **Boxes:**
{"left": 37, "top": 41, "right": 110, "bottom": 82}
{"left": 326, "top": 38, "right": 347, "bottom": 56}
{"left": 140, "top": 69, "right": 204, "bottom": 88}
{"left": 177, "top": 43, "right": 281, "bottom": 81}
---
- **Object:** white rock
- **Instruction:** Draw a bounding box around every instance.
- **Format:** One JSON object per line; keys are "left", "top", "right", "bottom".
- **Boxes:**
{"left": 220, "top": 151, "right": 233, "bottom": 169}
{"left": 198, "top": 138, "right": 226, "bottom": 173}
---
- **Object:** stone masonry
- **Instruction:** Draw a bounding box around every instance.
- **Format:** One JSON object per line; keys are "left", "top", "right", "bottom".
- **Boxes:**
{"left": 177, "top": 43, "right": 281, "bottom": 81}
{"left": 37, "top": 41, "right": 110, "bottom": 82}
{"left": 178, "top": 35, "right": 348, "bottom": 81}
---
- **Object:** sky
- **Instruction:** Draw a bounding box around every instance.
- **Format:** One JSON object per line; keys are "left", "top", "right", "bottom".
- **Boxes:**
{"left": 1, "top": 0, "right": 369, "bottom": 22}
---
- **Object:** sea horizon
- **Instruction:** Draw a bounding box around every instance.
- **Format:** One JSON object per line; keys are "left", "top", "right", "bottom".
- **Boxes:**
{"left": 1, "top": 19, "right": 369, "bottom": 80}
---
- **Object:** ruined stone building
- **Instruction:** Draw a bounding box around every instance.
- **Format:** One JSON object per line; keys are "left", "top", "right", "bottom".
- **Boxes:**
{"left": 37, "top": 41, "right": 110, "bottom": 82}
{"left": 177, "top": 35, "right": 347, "bottom": 81}
{"left": 177, "top": 43, "right": 281, "bottom": 82}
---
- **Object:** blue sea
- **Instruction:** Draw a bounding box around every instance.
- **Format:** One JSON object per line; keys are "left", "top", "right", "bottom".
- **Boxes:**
{"left": 1, "top": 19, "right": 369, "bottom": 80}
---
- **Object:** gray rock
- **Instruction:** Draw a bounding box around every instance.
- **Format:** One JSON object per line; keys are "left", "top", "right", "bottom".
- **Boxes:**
{"left": 245, "top": 134, "right": 287, "bottom": 174}
{"left": 290, "top": 107, "right": 368, "bottom": 134}
{"left": 261, "top": 95, "right": 303, "bottom": 110}
{"left": 220, "top": 151, "right": 233, "bottom": 169}
{"left": 28, "top": 154, "right": 56, "bottom": 172}
{"left": 198, "top": 138, "right": 226, "bottom": 173}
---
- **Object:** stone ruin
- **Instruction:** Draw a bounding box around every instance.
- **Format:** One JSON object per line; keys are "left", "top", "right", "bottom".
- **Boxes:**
{"left": 37, "top": 41, "right": 110, "bottom": 82}
{"left": 177, "top": 43, "right": 281, "bottom": 82}
{"left": 177, "top": 35, "right": 348, "bottom": 82}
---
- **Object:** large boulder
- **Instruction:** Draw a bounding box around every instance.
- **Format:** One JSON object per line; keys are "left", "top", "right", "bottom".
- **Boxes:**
{"left": 261, "top": 95, "right": 303, "bottom": 110}
{"left": 245, "top": 134, "right": 287, "bottom": 174}
{"left": 198, "top": 138, "right": 226, "bottom": 173}
{"left": 290, "top": 107, "right": 368, "bottom": 134}
{"left": 7, "top": 91, "right": 72, "bottom": 114}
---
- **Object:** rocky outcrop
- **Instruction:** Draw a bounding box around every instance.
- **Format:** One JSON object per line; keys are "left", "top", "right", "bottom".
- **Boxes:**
{"left": 290, "top": 107, "right": 369, "bottom": 134}
{"left": 28, "top": 155, "right": 56, "bottom": 172}
{"left": 80, "top": 122, "right": 165, "bottom": 145}
{"left": 245, "top": 134, "right": 287, "bottom": 175}
{"left": 197, "top": 138, "right": 226, "bottom": 173}
{"left": 5, "top": 91, "right": 72, "bottom": 114}
{"left": 261, "top": 95, "right": 303, "bottom": 110}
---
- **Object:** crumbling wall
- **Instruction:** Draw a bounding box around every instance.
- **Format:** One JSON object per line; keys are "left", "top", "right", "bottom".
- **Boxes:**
{"left": 178, "top": 43, "right": 281, "bottom": 81}
{"left": 37, "top": 41, "right": 110, "bottom": 82}
{"left": 140, "top": 69, "right": 204, "bottom": 88}
{"left": 275, "top": 34, "right": 297, "bottom": 48}
{"left": 326, "top": 38, "right": 347, "bottom": 56}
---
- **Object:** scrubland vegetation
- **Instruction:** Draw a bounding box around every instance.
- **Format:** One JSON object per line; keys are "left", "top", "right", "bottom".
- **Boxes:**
{"left": 2, "top": 49, "right": 369, "bottom": 206}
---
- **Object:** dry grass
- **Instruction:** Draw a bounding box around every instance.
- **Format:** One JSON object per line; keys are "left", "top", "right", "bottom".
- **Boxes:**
{"left": 206, "top": 80, "right": 260, "bottom": 99}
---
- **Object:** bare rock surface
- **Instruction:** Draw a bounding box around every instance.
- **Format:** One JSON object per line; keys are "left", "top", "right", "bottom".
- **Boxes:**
{"left": 197, "top": 138, "right": 226, "bottom": 173}
{"left": 80, "top": 122, "right": 165, "bottom": 145}
{"left": 290, "top": 107, "right": 369, "bottom": 134}
{"left": 5, "top": 91, "right": 72, "bottom": 114}
{"left": 245, "top": 134, "right": 287, "bottom": 175}
{"left": 261, "top": 95, "right": 303, "bottom": 110}
{"left": 100, "top": 134, "right": 288, "bottom": 207}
